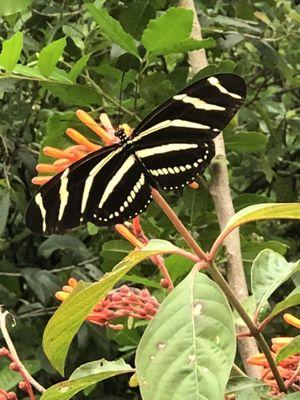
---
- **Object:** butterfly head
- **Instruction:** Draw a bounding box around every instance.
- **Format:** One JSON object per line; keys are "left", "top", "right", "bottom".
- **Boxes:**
{"left": 114, "top": 127, "right": 128, "bottom": 144}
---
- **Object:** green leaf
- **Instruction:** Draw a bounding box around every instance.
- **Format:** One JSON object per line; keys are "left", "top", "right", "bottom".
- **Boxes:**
{"left": 136, "top": 270, "right": 235, "bottom": 400}
{"left": 0, "top": 188, "right": 10, "bottom": 236}
{"left": 142, "top": 8, "right": 215, "bottom": 56}
{"left": 85, "top": 4, "right": 139, "bottom": 57}
{"left": 38, "top": 112, "right": 75, "bottom": 164}
{"left": 268, "top": 286, "right": 300, "bottom": 321}
{"left": 233, "top": 296, "right": 256, "bottom": 326}
{"left": 37, "top": 37, "right": 66, "bottom": 77}
{"left": 218, "top": 203, "right": 300, "bottom": 240}
{"left": 42, "top": 82, "right": 102, "bottom": 107}
{"left": 251, "top": 250, "right": 300, "bottom": 310}
{"left": 226, "top": 376, "right": 267, "bottom": 394}
{"left": 0, "top": 32, "right": 23, "bottom": 73}
{"left": 41, "top": 359, "right": 133, "bottom": 400}
{"left": 233, "top": 194, "right": 272, "bottom": 211}
{"left": 68, "top": 54, "right": 90, "bottom": 82}
{"left": 161, "top": 37, "right": 216, "bottom": 56}
{"left": 214, "top": 15, "right": 261, "bottom": 34}
{"left": 119, "top": 0, "right": 156, "bottom": 40}
{"left": 43, "top": 239, "right": 178, "bottom": 374}
{"left": 124, "top": 274, "right": 162, "bottom": 289}
{"left": 38, "top": 235, "right": 90, "bottom": 259}
{"left": 12, "top": 65, "right": 72, "bottom": 83}
{"left": 13, "top": 64, "right": 46, "bottom": 79}
{"left": 226, "top": 132, "right": 268, "bottom": 152}
{"left": 22, "top": 268, "right": 60, "bottom": 305}
{"left": 0, "top": 360, "right": 40, "bottom": 391}
{"left": 283, "top": 393, "right": 300, "bottom": 400}
{"left": 276, "top": 335, "right": 300, "bottom": 364}
{"left": 0, "top": 0, "right": 32, "bottom": 16}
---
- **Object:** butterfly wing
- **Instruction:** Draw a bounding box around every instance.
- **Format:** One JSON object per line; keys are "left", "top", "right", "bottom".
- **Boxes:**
{"left": 131, "top": 74, "right": 246, "bottom": 189}
{"left": 26, "top": 144, "right": 152, "bottom": 234}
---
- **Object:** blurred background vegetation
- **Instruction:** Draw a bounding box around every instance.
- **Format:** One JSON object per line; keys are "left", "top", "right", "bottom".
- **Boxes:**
{"left": 0, "top": 0, "right": 299, "bottom": 398}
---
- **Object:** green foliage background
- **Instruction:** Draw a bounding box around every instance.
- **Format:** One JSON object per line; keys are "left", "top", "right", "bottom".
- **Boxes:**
{"left": 0, "top": 0, "right": 299, "bottom": 398}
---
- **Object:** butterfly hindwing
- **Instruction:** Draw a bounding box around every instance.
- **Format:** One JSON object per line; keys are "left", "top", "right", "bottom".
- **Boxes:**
{"left": 88, "top": 156, "right": 152, "bottom": 226}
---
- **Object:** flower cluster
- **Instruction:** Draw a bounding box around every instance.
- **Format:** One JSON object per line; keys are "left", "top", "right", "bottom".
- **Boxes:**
{"left": 32, "top": 109, "right": 199, "bottom": 190}
{"left": 56, "top": 278, "right": 160, "bottom": 330}
{"left": 247, "top": 313, "right": 300, "bottom": 395}
{"left": 0, "top": 347, "right": 33, "bottom": 400}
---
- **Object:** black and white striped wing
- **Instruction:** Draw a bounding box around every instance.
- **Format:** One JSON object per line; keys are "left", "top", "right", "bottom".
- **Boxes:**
{"left": 25, "top": 145, "right": 152, "bottom": 235}
{"left": 132, "top": 74, "right": 246, "bottom": 189}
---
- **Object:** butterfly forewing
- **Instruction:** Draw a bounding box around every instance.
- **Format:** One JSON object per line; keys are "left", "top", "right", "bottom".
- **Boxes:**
{"left": 131, "top": 74, "right": 246, "bottom": 189}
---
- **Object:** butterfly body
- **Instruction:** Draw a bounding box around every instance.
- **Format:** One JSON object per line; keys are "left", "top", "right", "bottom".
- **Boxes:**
{"left": 26, "top": 74, "right": 246, "bottom": 235}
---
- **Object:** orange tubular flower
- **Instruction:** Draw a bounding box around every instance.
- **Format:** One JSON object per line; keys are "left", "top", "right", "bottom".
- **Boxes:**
{"left": 55, "top": 278, "right": 160, "bottom": 330}
{"left": 247, "top": 313, "right": 300, "bottom": 395}
{"left": 33, "top": 109, "right": 199, "bottom": 191}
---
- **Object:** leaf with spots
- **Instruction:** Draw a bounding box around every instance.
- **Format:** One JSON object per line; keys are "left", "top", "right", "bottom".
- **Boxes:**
{"left": 135, "top": 270, "right": 236, "bottom": 400}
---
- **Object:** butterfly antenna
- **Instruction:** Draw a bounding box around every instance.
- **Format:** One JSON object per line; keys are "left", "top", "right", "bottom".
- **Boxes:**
{"left": 117, "top": 72, "right": 125, "bottom": 128}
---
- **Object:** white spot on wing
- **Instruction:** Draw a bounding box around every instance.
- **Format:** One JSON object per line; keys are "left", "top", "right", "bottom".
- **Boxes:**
{"left": 208, "top": 76, "right": 242, "bottom": 99}
{"left": 136, "top": 143, "right": 198, "bottom": 158}
{"left": 35, "top": 193, "right": 47, "bottom": 232}
{"left": 173, "top": 93, "right": 226, "bottom": 111}
{"left": 133, "top": 119, "right": 211, "bottom": 142}
{"left": 98, "top": 155, "right": 135, "bottom": 209}
{"left": 58, "top": 168, "right": 69, "bottom": 221}
{"left": 81, "top": 147, "right": 122, "bottom": 214}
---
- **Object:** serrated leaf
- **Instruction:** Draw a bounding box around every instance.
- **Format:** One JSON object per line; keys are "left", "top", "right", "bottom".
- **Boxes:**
{"left": 142, "top": 8, "right": 195, "bottom": 55}
{"left": 0, "top": 32, "right": 23, "bottom": 73}
{"left": 37, "top": 37, "right": 66, "bottom": 77}
{"left": 0, "top": 0, "right": 32, "bottom": 16}
{"left": 136, "top": 270, "right": 235, "bottom": 400}
{"left": 41, "top": 359, "right": 133, "bottom": 400}
{"left": 226, "top": 132, "right": 268, "bottom": 152}
{"left": 276, "top": 336, "right": 300, "bottom": 364}
{"left": 251, "top": 250, "right": 300, "bottom": 310}
{"left": 68, "top": 54, "right": 90, "bottom": 82}
{"left": 43, "top": 239, "right": 178, "bottom": 374}
{"left": 85, "top": 4, "right": 138, "bottom": 57}
{"left": 0, "top": 188, "right": 10, "bottom": 236}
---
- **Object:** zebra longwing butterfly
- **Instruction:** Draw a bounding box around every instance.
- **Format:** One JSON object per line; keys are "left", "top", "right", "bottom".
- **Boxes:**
{"left": 26, "top": 74, "right": 246, "bottom": 235}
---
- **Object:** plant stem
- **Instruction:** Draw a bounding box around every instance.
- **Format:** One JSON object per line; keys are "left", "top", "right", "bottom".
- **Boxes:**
{"left": 151, "top": 188, "right": 207, "bottom": 260}
{"left": 0, "top": 308, "right": 46, "bottom": 393}
{"left": 152, "top": 188, "right": 287, "bottom": 393}
{"left": 84, "top": 74, "right": 141, "bottom": 122}
{"left": 208, "top": 262, "right": 287, "bottom": 393}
